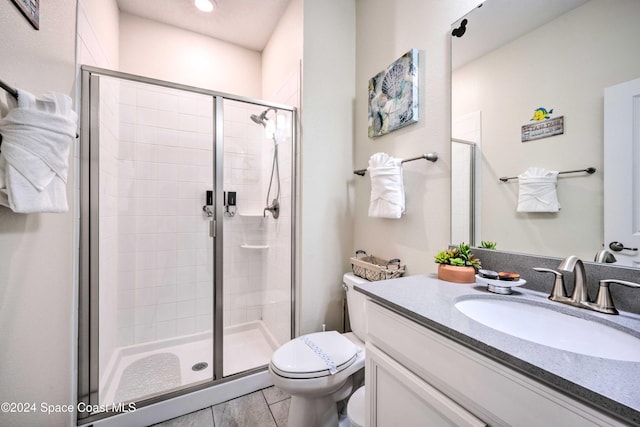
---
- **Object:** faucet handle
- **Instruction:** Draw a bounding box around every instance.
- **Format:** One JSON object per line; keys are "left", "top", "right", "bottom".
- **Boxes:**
{"left": 533, "top": 267, "right": 569, "bottom": 301}
{"left": 588, "top": 279, "right": 640, "bottom": 315}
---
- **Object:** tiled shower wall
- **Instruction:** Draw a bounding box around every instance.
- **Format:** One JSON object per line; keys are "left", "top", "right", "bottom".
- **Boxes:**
{"left": 222, "top": 99, "right": 268, "bottom": 328}
{"left": 222, "top": 73, "right": 297, "bottom": 347}
{"left": 98, "top": 77, "right": 296, "bottom": 357}
{"left": 115, "top": 81, "right": 214, "bottom": 347}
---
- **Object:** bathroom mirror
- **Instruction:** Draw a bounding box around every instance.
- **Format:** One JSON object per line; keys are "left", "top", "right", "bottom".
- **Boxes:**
{"left": 451, "top": 0, "right": 640, "bottom": 264}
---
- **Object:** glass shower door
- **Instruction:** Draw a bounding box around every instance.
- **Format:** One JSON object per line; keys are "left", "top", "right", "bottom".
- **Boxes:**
{"left": 221, "top": 99, "right": 294, "bottom": 376}
{"left": 81, "top": 72, "right": 216, "bottom": 412}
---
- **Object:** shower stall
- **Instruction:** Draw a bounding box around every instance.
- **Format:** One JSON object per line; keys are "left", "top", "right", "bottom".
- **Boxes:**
{"left": 78, "top": 66, "right": 296, "bottom": 424}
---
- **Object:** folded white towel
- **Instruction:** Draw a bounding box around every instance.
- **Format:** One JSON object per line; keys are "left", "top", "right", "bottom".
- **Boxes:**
{"left": 368, "top": 152, "right": 405, "bottom": 218}
{"left": 0, "top": 89, "right": 77, "bottom": 213}
{"left": 517, "top": 167, "right": 561, "bottom": 212}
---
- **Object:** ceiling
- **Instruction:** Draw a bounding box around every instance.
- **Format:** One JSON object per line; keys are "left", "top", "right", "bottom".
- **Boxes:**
{"left": 116, "top": 0, "right": 290, "bottom": 52}
{"left": 452, "top": 0, "right": 588, "bottom": 69}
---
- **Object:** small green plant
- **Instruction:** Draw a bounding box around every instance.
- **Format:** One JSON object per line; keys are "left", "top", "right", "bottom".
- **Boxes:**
{"left": 434, "top": 243, "right": 481, "bottom": 269}
{"left": 479, "top": 241, "right": 497, "bottom": 250}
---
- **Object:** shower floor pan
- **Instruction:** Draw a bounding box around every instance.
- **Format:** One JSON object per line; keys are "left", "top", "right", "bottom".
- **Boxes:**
{"left": 100, "top": 320, "right": 279, "bottom": 405}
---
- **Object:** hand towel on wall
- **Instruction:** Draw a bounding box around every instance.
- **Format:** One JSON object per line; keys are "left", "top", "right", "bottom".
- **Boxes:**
{"left": 0, "top": 89, "right": 77, "bottom": 213}
{"left": 517, "top": 166, "right": 561, "bottom": 212}
{"left": 368, "top": 152, "right": 405, "bottom": 219}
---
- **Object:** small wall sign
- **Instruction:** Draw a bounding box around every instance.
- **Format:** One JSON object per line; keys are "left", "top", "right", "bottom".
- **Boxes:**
{"left": 522, "top": 116, "right": 564, "bottom": 142}
{"left": 11, "top": 0, "right": 40, "bottom": 30}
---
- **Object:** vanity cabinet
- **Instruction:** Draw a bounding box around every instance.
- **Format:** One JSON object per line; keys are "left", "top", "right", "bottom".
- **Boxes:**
{"left": 365, "top": 300, "right": 626, "bottom": 427}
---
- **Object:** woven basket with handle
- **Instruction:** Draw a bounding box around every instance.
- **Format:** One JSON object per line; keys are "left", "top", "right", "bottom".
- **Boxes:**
{"left": 350, "top": 250, "right": 406, "bottom": 281}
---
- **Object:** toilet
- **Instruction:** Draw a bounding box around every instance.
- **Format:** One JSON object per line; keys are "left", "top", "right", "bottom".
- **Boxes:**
{"left": 269, "top": 273, "right": 368, "bottom": 427}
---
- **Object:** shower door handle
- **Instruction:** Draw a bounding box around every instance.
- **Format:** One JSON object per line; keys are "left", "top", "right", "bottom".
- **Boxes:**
{"left": 209, "top": 219, "right": 216, "bottom": 238}
{"left": 202, "top": 190, "right": 214, "bottom": 218}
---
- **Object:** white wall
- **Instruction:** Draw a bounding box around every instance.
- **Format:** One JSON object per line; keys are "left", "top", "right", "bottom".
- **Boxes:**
{"left": 119, "top": 13, "right": 262, "bottom": 99}
{"left": 353, "top": 0, "right": 479, "bottom": 276}
{"left": 262, "top": 0, "right": 303, "bottom": 100}
{"left": 0, "top": 2, "right": 78, "bottom": 427}
{"left": 78, "top": 0, "right": 120, "bottom": 68}
{"left": 299, "top": 0, "right": 356, "bottom": 334}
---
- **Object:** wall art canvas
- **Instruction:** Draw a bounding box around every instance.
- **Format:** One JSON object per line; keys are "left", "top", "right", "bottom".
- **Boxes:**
{"left": 368, "top": 48, "right": 419, "bottom": 138}
{"left": 11, "top": 0, "right": 39, "bottom": 30}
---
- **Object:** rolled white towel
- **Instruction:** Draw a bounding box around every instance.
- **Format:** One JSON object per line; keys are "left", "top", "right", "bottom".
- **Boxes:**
{"left": 517, "top": 166, "right": 561, "bottom": 213}
{"left": 368, "top": 152, "right": 405, "bottom": 219}
{"left": 0, "top": 89, "right": 77, "bottom": 213}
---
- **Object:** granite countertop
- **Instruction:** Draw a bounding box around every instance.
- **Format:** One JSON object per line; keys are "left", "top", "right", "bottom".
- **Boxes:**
{"left": 354, "top": 274, "right": 640, "bottom": 426}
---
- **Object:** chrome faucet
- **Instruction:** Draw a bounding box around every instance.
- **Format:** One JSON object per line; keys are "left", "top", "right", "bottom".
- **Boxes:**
{"left": 584, "top": 279, "right": 640, "bottom": 314}
{"left": 535, "top": 255, "right": 640, "bottom": 315}
{"left": 557, "top": 255, "right": 589, "bottom": 305}
{"left": 594, "top": 249, "right": 617, "bottom": 263}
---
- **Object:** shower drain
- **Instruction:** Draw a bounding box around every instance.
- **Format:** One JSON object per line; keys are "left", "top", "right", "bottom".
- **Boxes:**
{"left": 192, "top": 362, "right": 208, "bottom": 371}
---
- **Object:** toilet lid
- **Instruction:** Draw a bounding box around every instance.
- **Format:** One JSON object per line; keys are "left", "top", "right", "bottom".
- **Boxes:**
{"left": 271, "top": 331, "right": 358, "bottom": 379}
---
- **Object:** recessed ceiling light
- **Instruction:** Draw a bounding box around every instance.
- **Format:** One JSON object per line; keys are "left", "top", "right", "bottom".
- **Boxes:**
{"left": 195, "top": 0, "right": 214, "bottom": 13}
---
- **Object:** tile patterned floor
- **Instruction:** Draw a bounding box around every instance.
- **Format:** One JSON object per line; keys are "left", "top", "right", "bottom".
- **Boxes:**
{"left": 150, "top": 386, "right": 290, "bottom": 427}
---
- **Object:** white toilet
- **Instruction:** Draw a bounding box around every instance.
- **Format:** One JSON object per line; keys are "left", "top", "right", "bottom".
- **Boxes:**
{"left": 269, "top": 273, "right": 368, "bottom": 427}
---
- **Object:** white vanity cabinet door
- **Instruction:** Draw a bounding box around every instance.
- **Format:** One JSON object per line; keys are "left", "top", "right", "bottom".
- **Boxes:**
{"left": 365, "top": 300, "right": 627, "bottom": 427}
{"left": 366, "top": 343, "right": 486, "bottom": 427}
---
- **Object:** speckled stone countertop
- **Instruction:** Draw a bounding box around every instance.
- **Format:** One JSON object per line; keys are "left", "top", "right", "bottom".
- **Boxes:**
{"left": 355, "top": 274, "right": 640, "bottom": 426}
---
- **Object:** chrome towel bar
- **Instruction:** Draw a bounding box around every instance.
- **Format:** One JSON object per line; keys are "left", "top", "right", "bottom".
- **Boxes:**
{"left": 354, "top": 152, "right": 438, "bottom": 176}
{"left": 499, "top": 167, "right": 596, "bottom": 182}
{"left": 0, "top": 79, "right": 18, "bottom": 99}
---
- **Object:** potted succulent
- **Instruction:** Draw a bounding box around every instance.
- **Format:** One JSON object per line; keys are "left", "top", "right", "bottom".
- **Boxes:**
{"left": 434, "top": 243, "right": 481, "bottom": 283}
{"left": 479, "top": 240, "right": 497, "bottom": 250}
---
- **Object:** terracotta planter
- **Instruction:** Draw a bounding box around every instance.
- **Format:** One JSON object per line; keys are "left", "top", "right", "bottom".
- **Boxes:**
{"left": 437, "top": 264, "right": 476, "bottom": 284}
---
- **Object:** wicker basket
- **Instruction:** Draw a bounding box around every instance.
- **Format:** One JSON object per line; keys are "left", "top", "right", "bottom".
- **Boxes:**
{"left": 350, "top": 250, "right": 406, "bottom": 281}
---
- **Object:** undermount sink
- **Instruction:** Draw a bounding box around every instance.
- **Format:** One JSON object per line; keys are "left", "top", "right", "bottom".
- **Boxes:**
{"left": 455, "top": 298, "right": 640, "bottom": 362}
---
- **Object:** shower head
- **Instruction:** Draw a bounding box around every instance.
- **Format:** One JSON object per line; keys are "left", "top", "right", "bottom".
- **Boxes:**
{"left": 250, "top": 107, "right": 278, "bottom": 127}
{"left": 250, "top": 113, "right": 266, "bottom": 126}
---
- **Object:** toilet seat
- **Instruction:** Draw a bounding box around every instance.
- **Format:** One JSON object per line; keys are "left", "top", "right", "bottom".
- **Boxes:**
{"left": 271, "top": 331, "right": 359, "bottom": 379}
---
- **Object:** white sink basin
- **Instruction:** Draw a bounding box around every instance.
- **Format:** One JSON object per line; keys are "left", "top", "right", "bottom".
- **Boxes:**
{"left": 455, "top": 298, "right": 640, "bottom": 362}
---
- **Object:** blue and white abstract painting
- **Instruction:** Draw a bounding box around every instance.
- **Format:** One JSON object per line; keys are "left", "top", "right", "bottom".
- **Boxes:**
{"left": 368, "top": 48, "right": 419, "bottom": 138}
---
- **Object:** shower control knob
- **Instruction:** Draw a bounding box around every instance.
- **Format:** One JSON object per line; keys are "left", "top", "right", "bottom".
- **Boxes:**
{"left": 609, "top": 241, "right": 638, "bottom": 252}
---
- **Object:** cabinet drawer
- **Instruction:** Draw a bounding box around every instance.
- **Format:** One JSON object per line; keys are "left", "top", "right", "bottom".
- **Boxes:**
{"left": 366, "top": 300, "right": 625, "bottom": 427}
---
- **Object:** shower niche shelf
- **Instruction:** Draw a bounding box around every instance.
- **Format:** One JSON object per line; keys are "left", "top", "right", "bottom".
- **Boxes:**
{"left": 239, "top": 213, "right": 266, "bottom": 218}
{"left": 240, "top": 244, "right": 269, "bottom": 250}
{"left": 239, "top": 213, "right": 268, "bottom": 249}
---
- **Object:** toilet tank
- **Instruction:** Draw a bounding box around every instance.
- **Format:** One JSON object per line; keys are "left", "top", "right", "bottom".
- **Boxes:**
{"left": 343, "top": 273, "right": 368, "bottom": 340}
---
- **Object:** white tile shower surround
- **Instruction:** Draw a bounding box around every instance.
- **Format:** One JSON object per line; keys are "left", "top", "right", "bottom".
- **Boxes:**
{"left": 96, "top": 73, "right": 297, "bottom": 403}
{"left": 222, "top": 97, "right": 294, "bottom": 347}
{"left": 101, "top": 321, "right": 278, "bottom": 405}
{"left": 114, "top": 81, "right": 215, "bottom": 349}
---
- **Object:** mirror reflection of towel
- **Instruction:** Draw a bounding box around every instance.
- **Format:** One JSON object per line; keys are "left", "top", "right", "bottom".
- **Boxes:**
{"left": 517, "top": 167, "right": 560, "bottom": 213}
{"left": 368, "top": 152, "right": 405, "bottom": 219}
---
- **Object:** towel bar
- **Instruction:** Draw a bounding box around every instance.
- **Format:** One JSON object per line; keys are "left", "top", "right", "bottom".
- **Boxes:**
{"left": 0, "top": 79, "right": 19, "bottom": 99}
{"left": 499, "top": 167, "right": 596, "bottom": 182}
{"left": 354, "top": 152, "right": 438, "bottom": 176}
{"left": 0, "top": 78, "right": 79, "bottom": 141}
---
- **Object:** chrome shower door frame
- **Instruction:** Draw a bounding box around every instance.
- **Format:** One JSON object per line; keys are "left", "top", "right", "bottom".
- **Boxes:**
{"left": 78, "top": 66, "right": 297, "bottom": 425}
